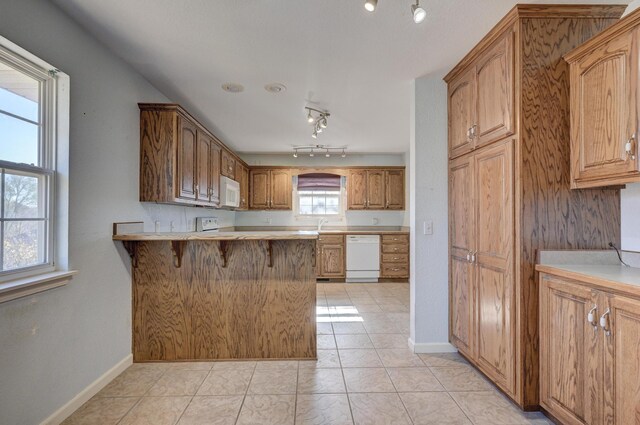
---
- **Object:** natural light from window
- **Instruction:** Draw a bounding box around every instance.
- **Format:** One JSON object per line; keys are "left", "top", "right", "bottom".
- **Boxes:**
{"left": 0, "top": 56, "right": 53, "bottom": 275}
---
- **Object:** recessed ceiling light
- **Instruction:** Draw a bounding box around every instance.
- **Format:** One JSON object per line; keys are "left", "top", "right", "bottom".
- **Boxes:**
{"left": 222, "top": 83, "right": 244, "bottom": 93}
{"left": 364, "top": 0, "right": 377, "bottom": 12}
{"left": 264, "top": 83, "right": 286, "bottom": 93}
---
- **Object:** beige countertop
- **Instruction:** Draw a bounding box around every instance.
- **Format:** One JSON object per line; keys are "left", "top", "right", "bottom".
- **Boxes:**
{"left": 235, "top": 226, "right": 410, "bottom": 235}
{"left": 113, "top": 230, "right": 319, "bottom": 241}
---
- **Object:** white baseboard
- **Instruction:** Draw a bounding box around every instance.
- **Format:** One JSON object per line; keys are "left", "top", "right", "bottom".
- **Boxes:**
{"left": 40, "top": 354, "right": 133, "bottom": 425}
{"left": 408, "top": 338, "right": 457, "bottom": 353}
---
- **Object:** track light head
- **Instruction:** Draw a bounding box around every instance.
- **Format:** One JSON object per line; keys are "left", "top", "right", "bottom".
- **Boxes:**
{"left": 364, "top": 0, "right": 377, "bottom": 12}
{"left": 311, "top": 131, "right": 317, "bottom": 139}
{"left": 342, "top": 150, "right": 346, "bottom": 158}
{"left": 307, "top": 110, "right": 314, "bottom": 123}
{"left": 293, "top": 151, "right": 298, "bottom": 158}
{"left": 309, "top": 151, "right": 315, "bottom": 157}
{"left": 412, "top": 1, "right": 426, "bottom": 23}
{"left": 320, "top": 117, "right": 328, "bottom": 129}
{"left": 326, "top": 151, "right": 331, "bottom": 158}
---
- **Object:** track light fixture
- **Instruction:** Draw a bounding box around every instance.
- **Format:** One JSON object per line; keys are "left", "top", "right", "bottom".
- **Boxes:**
{"left": 293, "top": 145, "right": 348, "bottom": 159}
{"left": 412, "top": 0, "right": 426, "bottom": 23}
{"left": 364, "top": 0, "right": 377, "bottom": 12}
{"left": 305, "top": 107, "right": 330, "bottom": 139}
{"left": 364, "top": 0, "right": 427, "bottom": 24}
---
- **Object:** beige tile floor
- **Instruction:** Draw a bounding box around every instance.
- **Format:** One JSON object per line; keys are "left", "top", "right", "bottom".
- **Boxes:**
{"left": 63, "top": 282, "right": 552, "bottom": 425}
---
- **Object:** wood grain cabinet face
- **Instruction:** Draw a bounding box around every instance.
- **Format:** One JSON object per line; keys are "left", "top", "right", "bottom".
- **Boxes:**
{"left": 250, "top": 169, "right": 270, "bottom": 209}
{"left": 449, "top": 154, "right": 475, "bottom": 358}
{"left": 366, "top": 170, "right": 386, "bottom": 209}
{"left": 473, "top": 139, "right": 515, "bottom": 394}
{"left": 348, "top": 170, "right": 367, "bottom": 210}
{"left": 317, "top": 236, "right": 345, "bottom": 278}
{"left": 448, "top": 70, "right": 476, "bottom": 159}
{"left": 270, "top": 169, "right": 292, "bottom": 210}
{"left": 236, "top": 163, "right": 249, "bottom": 210}
{"left": 540, "top": 276, "right": 600, "bottom": 425}
{"left": 177, "top": 116, "right": 197, "bottom": 201}
{"left": 249, "top": 169, "right": 292, "bottom": 210}
{"left": 221, "top": 149, "right": 236, "bottom": 179}
{"left": 209, "top": 141, "right": 221, "bottom": 205}
{"left": 603, "top": 295, "right": 640, "bottom": 425}
{"left": 474, "top": 31, "right": 515, "bottom": 148}
{"left": 195, "top": 130, "right": 212, "bottom": 203}
{"left": 570, "top": 29, "right": 639, "bottom": 187}
{"left": 385, "top": 170, "right": 405, "bottom": 210}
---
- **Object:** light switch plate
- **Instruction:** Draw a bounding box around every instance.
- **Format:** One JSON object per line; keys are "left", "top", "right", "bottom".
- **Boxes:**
{"left": 424, "top": 220, "right": 433, "bottom": 235}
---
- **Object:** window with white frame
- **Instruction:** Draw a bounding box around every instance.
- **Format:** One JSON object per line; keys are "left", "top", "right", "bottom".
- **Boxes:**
{"left": 0, "top": 47, "right": 56, "bottom": 278}
{"left": 296, "top": 173, "right": 343, "bottom": 216}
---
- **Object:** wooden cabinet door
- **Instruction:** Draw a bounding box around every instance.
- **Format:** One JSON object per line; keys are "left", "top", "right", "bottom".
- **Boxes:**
{"left": 195, "top": 130, "right": 211, "bottom": 203}
{"left": 318, "top": 243, "right": 345, "bottom": 278}
{"left": 603, "top": 294, "right": 640, "bottom": 425}
{"left": 249, "top": 169, "right": 270, "bottom": 209}
{"left": 571, "top": 29, "right": 638, "bottom": 186}
{"left": 448, "top": 69, "right": 476, "bottom": 159}
{"left": 236, "top": 163, "right": 249, "bottom": 210}
{"left": 270, "top": 169, "right": 292, "bottom": 210}
{"left": 177, "top": 116, "right": 197, "bottom": 201}
{"left": 474, "top": 31, "right": 514, "bottom": 148}
{"left": 473, "top": 139, "right": 515, "bottom": 395}
{"left": 348, "top": 170, "right": 367, "bottom": 210}
{"left": 385, "top": 170, "right": 405, "bottom": 210}
{"left": 221, "top": 149, "right": 236, "bottom": 179}
{"left": 540, "top": 275, "right": 601, "bottom": 425}
{"left": 366, "top": 170, "right": 385, "bottom": 209}
{"left": 449, "top": 154, "right": 475, "bottom": 359}
{"left": 209, "top": 140, "right": 221, "bottom": 205}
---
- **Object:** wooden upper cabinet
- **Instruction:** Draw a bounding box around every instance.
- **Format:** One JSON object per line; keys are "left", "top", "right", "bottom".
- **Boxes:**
{"left": 449, "top": 154, "right": 475, "bottom": 359}
{"left": 540, "top": 276, "right": 600, "bottom": 425}
{"left": 209, "top": 140, "right": 221, "bottom": 205}
{"left": 473, "top": 139, "right": 515, "bottom": 395}
{"left": 474, "top": 31, "right": 514, "bottom": 148}
{"left": 139, "top": 104, "right": 244, "bottom": 208}
{"left": 347, "top": 168, "right": 403, "bottom": 210}
{"left": 270, "top": 169, "right": 292, "bottom": 210}
{"left": 385, "top": 170, "right": 405, "bottom": 210}
{"left": 177, "top": 116, "right": 197, "bottom": 201}
{"left": 567, "top": 24, "right": 640, "bottom": 188}
{"left": 604, "top": 294, "right": 640, "bottom": 425}
{"left": 195, "top": 130, "right": 212, "bottom": 202}
{"left": 250, "top": 169, "right": 270, "bottom": 209}
{"left": 347, "top": 170, "right": 367, "bottom": 210}
{"left": 236, "top": 163, "right": 249, "bottom": 210}
{"left": 221, "top": 149, "right": 236, "bottom": 179}
{"left": 249, "top": 168, "right": 292, "bottom": 210}
{"left": 448, "top": 69, "right": 476, "bottom": 158}
{"left": 366, "top": 170, "right": 385, "bottom": 209}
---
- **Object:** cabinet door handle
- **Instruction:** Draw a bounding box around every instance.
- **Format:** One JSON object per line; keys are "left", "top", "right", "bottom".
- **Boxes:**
{"left": 466, "top": 252, "right": 471, "bottom": 262}
{"left": 471, "top": 250, "right": 477, "bottom": 263}
{"left": 471, "top": 124, "right": 477, "bottom": 138}
{"left": 600, "top": 308, "right": 611, "bottom": 336}
{"left": 626, "top": 134, "right": 636, "bottom": 160}
{"left": 587, "top": 305, "right": 598, "bottom": 328}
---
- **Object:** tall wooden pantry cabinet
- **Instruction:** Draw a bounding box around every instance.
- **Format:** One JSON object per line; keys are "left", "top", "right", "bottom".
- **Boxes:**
{"left": 445, "top": 4, "right": 624, "bottom": 410}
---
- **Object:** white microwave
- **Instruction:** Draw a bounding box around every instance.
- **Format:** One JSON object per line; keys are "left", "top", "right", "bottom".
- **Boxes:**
{"left": 220, "top": 176, "right": 240, "bottom": 208}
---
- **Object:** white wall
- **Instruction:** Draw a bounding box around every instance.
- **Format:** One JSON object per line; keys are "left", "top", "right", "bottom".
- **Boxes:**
{"left": 621, "top": 1, "right": 640, "bottom": 252}
{"left": 0, "top": 1, "right": 232, "bottom": 423}
{"left": 409, "top": 74, "right": 451, "bottom": 351}
{"left": 236, "top": 153, "right": 409, "bottom": 227}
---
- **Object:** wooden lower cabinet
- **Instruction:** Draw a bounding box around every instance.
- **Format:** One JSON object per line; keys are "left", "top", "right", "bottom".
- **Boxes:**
{"left": 539, "top": 271, "right": 640, "bottom": 424}
{"left": 380, "top": 234, "right": 409, "bottom": 279}
{"left": 317, "top": 235, "right": 345, "bottom": 278}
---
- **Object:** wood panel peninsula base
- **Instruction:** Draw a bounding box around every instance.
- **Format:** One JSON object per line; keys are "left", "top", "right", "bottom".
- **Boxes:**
{"left": 113, "top": 231, "right": 318, "bottom": 362}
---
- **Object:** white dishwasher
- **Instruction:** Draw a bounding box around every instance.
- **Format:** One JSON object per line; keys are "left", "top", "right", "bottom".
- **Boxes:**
{"left": 346, "top": 235, "right": 380, "bottom": 283}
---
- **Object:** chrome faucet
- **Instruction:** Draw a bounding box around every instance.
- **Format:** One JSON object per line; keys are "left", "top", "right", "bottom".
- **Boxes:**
{"left": 318, "top": 218, "right": 329, "bottom": 231}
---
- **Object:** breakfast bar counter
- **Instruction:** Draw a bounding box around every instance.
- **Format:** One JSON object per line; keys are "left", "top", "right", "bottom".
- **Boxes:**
{"left": 113, "top": 230, "right": 318, "bottom": 362}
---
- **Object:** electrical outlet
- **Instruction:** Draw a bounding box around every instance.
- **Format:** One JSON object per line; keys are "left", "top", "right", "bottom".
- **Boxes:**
{"left": 424, "top": 220, "right": 433, "bottom": 235}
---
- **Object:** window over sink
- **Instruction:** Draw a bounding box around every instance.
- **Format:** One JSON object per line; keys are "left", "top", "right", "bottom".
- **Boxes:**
{"left": 295, "top": 173, "right": 344, "bottom": 217}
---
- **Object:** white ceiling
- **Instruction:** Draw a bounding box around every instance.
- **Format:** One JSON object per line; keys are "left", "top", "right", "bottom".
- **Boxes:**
{"left": 52, "top": 0, "right": 628, "bottom": 154}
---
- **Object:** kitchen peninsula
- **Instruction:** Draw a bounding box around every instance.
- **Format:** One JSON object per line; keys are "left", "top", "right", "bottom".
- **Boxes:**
{"left": 113, "top": 230, "right": 318, "bottom": 362}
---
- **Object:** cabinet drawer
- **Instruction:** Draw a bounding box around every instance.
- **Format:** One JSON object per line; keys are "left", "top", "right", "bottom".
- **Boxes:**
{"left": 382, "top": 234, "right": 409, "bottom": 244}
{"left": 382, "top": 244, "right": 408, "bottom": 254}
{"left": 381, "top": 263, "right": 409, "bottom": 277}
{"left": 318, "top": 235, "right": 344, "bottom": 245}
{"left": 381, "top": 253, "right": 409, "bottom": 264}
